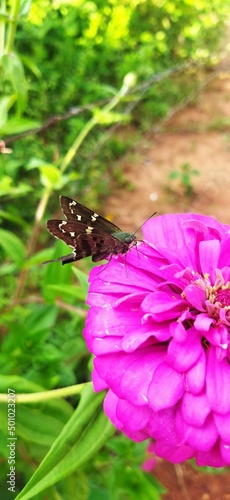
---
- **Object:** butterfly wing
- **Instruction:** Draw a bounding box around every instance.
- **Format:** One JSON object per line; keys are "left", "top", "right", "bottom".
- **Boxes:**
{"left": 45, "top": 219, "right": 123, "bottom": 264}
{"left": 45, "top": 196, "right": 136, "bottom": 265}
{"left": 60, "top": 196, "right": 122, "bottom": 233}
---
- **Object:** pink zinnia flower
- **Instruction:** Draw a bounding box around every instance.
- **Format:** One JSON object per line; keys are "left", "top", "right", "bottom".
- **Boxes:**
{"left": 83, "top": 213, "right": 230, "bottom": 467}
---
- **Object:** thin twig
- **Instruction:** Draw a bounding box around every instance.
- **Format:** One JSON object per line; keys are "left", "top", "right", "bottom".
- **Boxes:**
{"left": 4, "top": 295, "right": 86, "bottom": 317}
{"left": 174, "top": 464, "right": 191, "bottom": 500}
{"left": 4, "top": 100, "right": 109, "bottom": 145}
{"left": 150, "top": 69, "right": 221, "bottom": 135}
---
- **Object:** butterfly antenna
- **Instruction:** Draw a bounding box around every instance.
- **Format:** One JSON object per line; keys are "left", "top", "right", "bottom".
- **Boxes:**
{"left": 134, "top": 211, "right": 157, "bottom": 236}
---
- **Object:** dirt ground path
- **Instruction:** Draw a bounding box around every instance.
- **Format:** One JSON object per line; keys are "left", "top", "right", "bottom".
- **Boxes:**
{"left": 107, "top": 70, "right": 230, "bottom": 229}
{"left": 106, "top": 34, "right": 230, "bottom": 500}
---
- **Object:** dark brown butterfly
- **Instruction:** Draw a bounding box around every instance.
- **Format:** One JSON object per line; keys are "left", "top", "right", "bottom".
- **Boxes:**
{"left": 44, "top": 196, "right": 137, "bottom": 265}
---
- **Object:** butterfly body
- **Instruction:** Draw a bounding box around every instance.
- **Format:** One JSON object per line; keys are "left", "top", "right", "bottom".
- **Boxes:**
{"left": 45, "top": 196, "right": 137, "bottom": 265}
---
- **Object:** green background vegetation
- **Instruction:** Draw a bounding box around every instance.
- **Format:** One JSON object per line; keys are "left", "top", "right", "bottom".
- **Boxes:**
{"left": 0, "top": 0, "right": 228, "bottom": 498}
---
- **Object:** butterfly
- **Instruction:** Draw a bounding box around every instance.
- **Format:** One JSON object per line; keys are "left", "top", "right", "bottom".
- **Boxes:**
{"left": 44, "top": 196, "right": 138, "bottom": 265}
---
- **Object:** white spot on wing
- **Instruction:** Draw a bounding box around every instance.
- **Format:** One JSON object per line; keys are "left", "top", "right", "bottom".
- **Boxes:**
{"left": 69, "top": 200, "right": 77, "bottom": 214}
{"left": 85, "top": 226, "right": 93, "bottom": 234}
{"left": 91, "top": 213, "right": 99, "bottom": 222}
{"left": 59, "top": 221, "right": 67, "bottom": 233}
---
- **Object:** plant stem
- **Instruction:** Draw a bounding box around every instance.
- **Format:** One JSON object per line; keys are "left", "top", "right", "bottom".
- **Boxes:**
{"left": 5, "top": 0, "right": 20, "bottom": 54}
{"left": 11, "top": 189, "right": 52, "bottom": 303}
{"left": 0, "top": 0, "right": 6, "bottom": 57}
{"left": 0, "top": 382, "right": 92, "bottom": 403}
{"left": 60, "top": 74, "right": 135, "bottom": 173}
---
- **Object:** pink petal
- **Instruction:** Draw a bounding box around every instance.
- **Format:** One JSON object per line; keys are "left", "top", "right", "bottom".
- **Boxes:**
{"left": 90, "top": 258, "right": 158, "bottom": 291}
{"left": 119, "top": 346, "right": 166, "bottom": 405}
{"left": 194, "top": 313, "right": 214, "bottom": 332}
{"left": 199, "top": 240, "right": 220, "bottom": 281}
{"left": 143, "top": 214, "right": 197, "bottom": 262}
{"left": 154, "top": 442, "right": 194, "bottom": 463}
{"left": 116, "top": 398, "right": 151, "bottom": 433}
{"left": 170, "top": 321, "right": 188, "bottom": 342}
{"left": 155, "top": 263, "right": 184, "bottom": 286}
{"left": 85, "top": 306, "right": 142, "bottom": 338}
{"left": 167, "top": 328, "right": 202, "bottom": 372}
{"left": 220, "top": 441, "right": 230, "bottom": 465}
{"left": 176, "top": 411, "right": 218, "bottom": 451}
{"left": 104, "top": 391, "right": 150, "bottom": 441}
{"left": 183, "top": 284, "right": 206, "bottom": 311}
{"left": 205, "top": 324, "right": 229, "bottom": 349}
{"left": 91, "top": 336, "right": 123, "bottom": 355}
{"left": 103, "top": 390, "right": 124, "bottom": 432}
{"left": 121, "top": 328, "right": 158, "bottom": 352}
{"left": 148, "top": 407, "right": 180, "bottom": 445}
{"left": 148, "top": 362, "right": 184, "bottom": 411}
{"left": 218, "top": 235, "right": 230, "bottom": 268}
{"left": 141, "top": 291, "right": 184, "bottom": 321}
{"left": 206, "top": 346, "right": 230, "bottom": 414}
{"left": 181, "top": 392, "right": 210, "bottom": 426}
{"left": 141, "top": 321, "right": 171, "bottom": 342}
{"left": 184, "top": 350, "right": 206, "bottom": 394}
{"left": 196, "top": 442, "right": 225, "bottom": 467}
{"left": 214, "top": 412, "right": 230, "bottom": 441}
{"left": 95, "top": 347, "right": 167, "bottom": 403}
{"left": 142, "top": 458, "right": 157, "bottom": 472}
{"left": 92, "top": 365, "right": 109, "bottom": 391}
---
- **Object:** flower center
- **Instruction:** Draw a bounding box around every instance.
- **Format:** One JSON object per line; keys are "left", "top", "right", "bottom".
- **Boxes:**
{"left": 204, "top": 275, "right": 230, "bottom": 310}
{"left": 182, "top": 272, "right": 230, "bottom": 335}
{"left": 215, "top": 287, "right": 230, "bottom": 307}
{"left": 201, "top": 277, "right": 230, "bottom": 332}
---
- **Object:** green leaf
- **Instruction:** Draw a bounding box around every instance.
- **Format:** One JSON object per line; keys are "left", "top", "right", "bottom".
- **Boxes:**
{"left": 0, "top": 405, "right": 65, "bottom": 447}
{"left": 182, "top": 172, "right": 190, "bottom": 186}
{"left": 45, "top": 284, "right": 85, "bottom": 301}
{"left": 0, "top": 208, "right": 27, "bottom": 227}
{"left": 0, "top": 374, "right": 47, "bottom": 394}
{"left": 2, "top": 53, "right": 27, "bottom": 115}
{"left": 25, "top": 248, "right": 55, "bottom": 267}
{"left": 15, "top": 385, "right": 113, "bottom": 500}
{"left": 18, "top": 406, "right": 68, "bottom": 446}
{"left": 72, "top": 267, "right": 89, "bottom": 298}
{"left": 40, "top": 165, "right": 62, "bottom": 188}
{"left": 108, "top": 463, "right": 164, "bottom": 500}
{"left": 22, "top": 305, "right": 58, "bottom": 337}
{"left": 0, "top": 117, "right": 40, "bottom": 135}
{"left": 0, "top": 229, "right": 26, "bottom": 265}
{"left": 0, "top": 13, "right": 10, "bottom": 21}
{"left": 0, "top": 95, "right": 16, "bottom": 127}
{"left": 20, "top": 0, "right": 32, "bottom": 17}
{"left": 21, "top": 54, "right": 42, "bottom": 78}
{"left": 42, "top": 243, "right": 73, "bottom": 300}
{"left": 0, "top": 175, "right": 32, "bottom": 196}
{"left": 0, "top": 262, "right": 18, "bottom": 277}
{"left": 168, "top": 171, "right": 179, "bottom": 180}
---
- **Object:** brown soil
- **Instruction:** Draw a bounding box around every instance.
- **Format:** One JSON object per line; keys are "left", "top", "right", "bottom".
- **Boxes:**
{"left": 106, "top": 44, "right": 230, "bottom": 500}
{"left": 154, "top": 459, "right": 230, "bottom": 500}
{"left": 107, "top": 71, "right": 230, "bottom": 230}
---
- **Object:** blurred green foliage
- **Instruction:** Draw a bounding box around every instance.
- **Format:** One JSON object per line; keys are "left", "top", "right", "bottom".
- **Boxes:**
{"left": 0, "top": 0, "right": 228, "bottom": 498}
{"left": 168, "top": 162, "right": 200, "bottom": 198}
